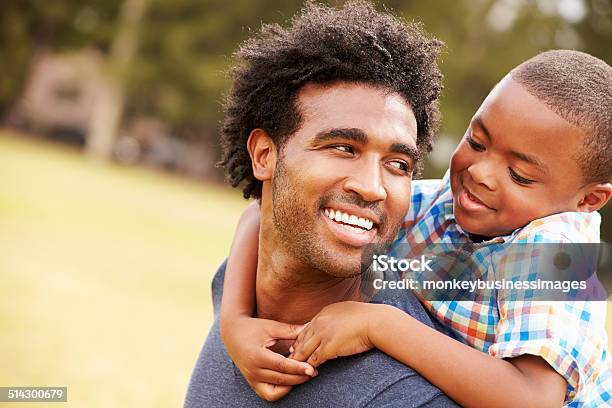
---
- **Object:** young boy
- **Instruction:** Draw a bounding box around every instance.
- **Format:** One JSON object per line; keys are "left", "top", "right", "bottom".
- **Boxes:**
{"left": 219, "top": 50, "right": 612, "bottom": 407}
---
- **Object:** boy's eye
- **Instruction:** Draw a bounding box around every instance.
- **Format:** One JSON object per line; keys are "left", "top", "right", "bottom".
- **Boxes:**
{"left": 509, "top": 168, "right": 535, "bottom": 185}
{"left": 466, "top": 135, "right": 485, "bottom": 152}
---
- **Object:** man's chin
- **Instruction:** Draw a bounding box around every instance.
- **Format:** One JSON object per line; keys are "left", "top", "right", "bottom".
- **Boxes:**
{"left": 317, "top": 254, "right": 363, "bottom": 278}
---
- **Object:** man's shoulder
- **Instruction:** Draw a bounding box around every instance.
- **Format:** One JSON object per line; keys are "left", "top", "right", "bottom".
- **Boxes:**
{"left": 210, "top": 259, "right": 227, "bottom": 317}
{"left": 285, "top": 343, "right": 456, "bottom": 407}
{"left": 186, "top": 319, "right": 457, "bottom": 408}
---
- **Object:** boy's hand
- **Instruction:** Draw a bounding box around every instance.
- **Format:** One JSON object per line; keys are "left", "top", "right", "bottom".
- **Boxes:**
{"left": 289, "top": 301, "right": 379, "bottom": 367}
{"left": 220, "top": 314, "right": 316, "bottom": 402}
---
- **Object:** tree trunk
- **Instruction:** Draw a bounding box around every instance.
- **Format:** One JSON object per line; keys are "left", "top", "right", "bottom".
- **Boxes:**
{"left": 86, "top": 0, "right": 148, "bottom": 161}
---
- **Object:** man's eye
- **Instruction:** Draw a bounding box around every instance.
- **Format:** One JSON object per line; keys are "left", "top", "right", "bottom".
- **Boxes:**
{"left": 333, "top": 145, "right": 354, "bottom": 154}
{"left": 466, "top": 135, "right": 485, "bottom": 152}
{"left": 509, "top": 168, "right": 535, "bottom": 185}
{"left": 389, "top": 160, "right": 411, "bottom": 174}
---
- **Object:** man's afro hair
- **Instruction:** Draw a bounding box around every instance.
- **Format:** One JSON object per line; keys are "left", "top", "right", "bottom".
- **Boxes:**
{"left": 218, "top": 0, "right": 444, "bottom": 199}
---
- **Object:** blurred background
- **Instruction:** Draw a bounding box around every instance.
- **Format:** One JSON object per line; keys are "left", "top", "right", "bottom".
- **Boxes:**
{"left": 1, "top": 0, "right": 610, "bottom": 406}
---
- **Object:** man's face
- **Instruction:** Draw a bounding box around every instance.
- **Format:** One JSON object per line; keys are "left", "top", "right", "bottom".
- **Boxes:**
{"left": 450, "top": 76, "right": 587, "bottom": 237}
{"left": 270, "top": 82, "right": 418, "bottom": 277}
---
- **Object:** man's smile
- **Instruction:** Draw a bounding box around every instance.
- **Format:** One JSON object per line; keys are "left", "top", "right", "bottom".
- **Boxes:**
{"left": 324, "top": 207, "right": 374, "bottom": 230}
{"left": 321, "top": 205, "right": 379, "bottom": 248}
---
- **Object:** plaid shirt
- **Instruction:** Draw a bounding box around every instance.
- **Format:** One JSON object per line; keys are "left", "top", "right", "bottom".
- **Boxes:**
{"left": 392, "top": 171, "right": 611, "bottom": 407}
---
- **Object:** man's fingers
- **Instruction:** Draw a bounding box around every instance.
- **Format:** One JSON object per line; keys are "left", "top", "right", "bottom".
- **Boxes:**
{"left": 252, "top": 382, "right": 292, "bottom": 402}
{"left": 256, "top": 368, "right": 314, "bottom": 386}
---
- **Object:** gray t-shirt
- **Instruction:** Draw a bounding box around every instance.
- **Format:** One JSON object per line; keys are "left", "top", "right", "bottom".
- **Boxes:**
{"left": 184, "top": 261, "right": 458, "bottom": 407}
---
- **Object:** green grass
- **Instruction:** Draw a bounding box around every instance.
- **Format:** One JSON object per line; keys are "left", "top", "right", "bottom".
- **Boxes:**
{"left": 0, "top": 131, "right": 247, "bottom": 407}
{"left": 0, "top": 131, "right": 610, "bottom": 407}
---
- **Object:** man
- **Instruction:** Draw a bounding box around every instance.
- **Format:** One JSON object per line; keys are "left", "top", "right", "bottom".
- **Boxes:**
{"left": 185, "top": 2, "right": 457, "bottom": 406}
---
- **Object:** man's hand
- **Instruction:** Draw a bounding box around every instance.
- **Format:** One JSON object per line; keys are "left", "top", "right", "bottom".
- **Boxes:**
{"left": 220, "top": 314, "right": 316, "bottom": 402}
{"left": 289, "top": 301, "right": 381, "bottom": 367}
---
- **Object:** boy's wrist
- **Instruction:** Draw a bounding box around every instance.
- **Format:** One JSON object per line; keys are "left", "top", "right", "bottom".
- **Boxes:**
{"left": 367, "top": 303, "right": 401, "bottom": 348}
{"left": 220, "top": 310, "right": 250, "bottom": 337}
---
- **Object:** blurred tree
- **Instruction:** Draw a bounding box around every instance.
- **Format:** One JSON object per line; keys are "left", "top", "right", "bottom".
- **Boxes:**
{"left": 86, "top": 0, "right": 149, "bottom": 160}
{"left": 0, "top": 1, "right": 121, "bottom": 120}
{"left": 125, "top": 0, "right": 303, "bottom": 139}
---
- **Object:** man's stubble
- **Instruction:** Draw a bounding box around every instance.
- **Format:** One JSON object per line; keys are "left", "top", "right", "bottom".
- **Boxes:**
{"left": 270, "top": 154, "right": 402, "bottom": 279}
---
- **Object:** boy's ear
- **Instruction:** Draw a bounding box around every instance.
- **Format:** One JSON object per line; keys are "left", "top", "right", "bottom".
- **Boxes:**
{"left": 577, "top": 183, "right": 612, "bottom": 212}
{"left": 247, "top": 128, "right": 277, "bottom": 181}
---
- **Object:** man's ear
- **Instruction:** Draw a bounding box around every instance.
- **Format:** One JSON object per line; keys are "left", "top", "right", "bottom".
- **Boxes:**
{"left": 247, "top": 128, "right": 277, "bottom": 181}
{"left": 577, "top": 182, "right": 612, "bottom": 212}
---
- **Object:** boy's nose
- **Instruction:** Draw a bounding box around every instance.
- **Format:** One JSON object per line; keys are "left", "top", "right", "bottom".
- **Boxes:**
{"left": 467, "top": 162, "right": 496, "bottom": 191}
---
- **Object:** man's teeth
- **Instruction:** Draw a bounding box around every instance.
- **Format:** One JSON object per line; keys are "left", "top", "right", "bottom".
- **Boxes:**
{"left": 324, "top": 208, "right": 374, "bottom": 231}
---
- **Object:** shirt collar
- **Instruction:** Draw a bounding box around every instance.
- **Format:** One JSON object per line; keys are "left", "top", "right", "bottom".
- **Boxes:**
{"left": 442, "top": 191, "right": 508, "bottom": 245}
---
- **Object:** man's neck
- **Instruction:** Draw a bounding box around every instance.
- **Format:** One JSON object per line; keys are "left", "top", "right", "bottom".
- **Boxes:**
{"left": 255, "top": 230, "right": 362, "bottom": 324}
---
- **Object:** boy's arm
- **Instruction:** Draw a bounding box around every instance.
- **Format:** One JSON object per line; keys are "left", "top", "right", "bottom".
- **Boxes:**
{"left": 218, "top": 201, "right": 315, "bottom": 402}
{"left": 291, "top": 301, "right": 566, "bottom": 408}
{"left": 370, "top": 304, "right": 566, "bottom": 408}
{"left": 219, "top": 200, "right": 260, "bottom": 321}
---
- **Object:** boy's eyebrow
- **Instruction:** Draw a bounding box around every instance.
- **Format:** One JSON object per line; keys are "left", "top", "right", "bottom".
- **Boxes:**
{"left": 313, "top": 128, "right": 419, "bottom": 162}
{"left": 473, "top": 116, "right": 492, "bottom": 142}
{"left": 510, "top": 150, "right": 548, "bottom": 173}
{"left": 473, "top": 116, "right": 548, "bottom": 173}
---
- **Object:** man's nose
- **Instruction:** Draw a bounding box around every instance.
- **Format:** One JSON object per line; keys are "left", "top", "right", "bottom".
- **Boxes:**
{"left": 343, "top": 158, "right": 387, "bottom": 202}
{"left": 467, "top": 160, "right": 496, "bottom": 191}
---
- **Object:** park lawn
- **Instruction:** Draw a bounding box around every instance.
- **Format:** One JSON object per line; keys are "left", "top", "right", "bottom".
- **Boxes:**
{"left": 0, "top": 131, "right": 610, "bottom": 407}
{"left": 0, "top": 131, "right": 247, "bottom": 407}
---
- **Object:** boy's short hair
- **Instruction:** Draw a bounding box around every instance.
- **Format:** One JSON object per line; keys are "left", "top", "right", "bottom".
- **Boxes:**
{"left": 219, "top": 0, "right": 444, "bottom": 199}
{"left": 510, "top": 50, "right": 612, "bottom": 184}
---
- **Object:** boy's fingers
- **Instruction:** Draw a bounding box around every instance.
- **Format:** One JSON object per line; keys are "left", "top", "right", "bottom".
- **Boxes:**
{"left": 256, "top": 369, "right": 314, "bottom": 386}
{"left": 260, "top": 348, "right": 315, "bottom": 376}
{"left": 306, "top": 346, "right": 329, "bottom": 367}
{"left": 252, "top": 382, "right": 292, "bottom": 402}
{"left": 267, "top": 320, "right": 307, "bottom": 340}
{"left": 294, "top": 322, "right": 312, "bottom": 344}
{"left": 292, "top": 334, "right": 321, "bottom": 362}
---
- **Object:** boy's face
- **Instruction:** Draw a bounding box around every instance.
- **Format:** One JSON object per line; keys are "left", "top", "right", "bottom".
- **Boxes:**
{"left": 450, "top": 76, "right": 588, "bottom": 237}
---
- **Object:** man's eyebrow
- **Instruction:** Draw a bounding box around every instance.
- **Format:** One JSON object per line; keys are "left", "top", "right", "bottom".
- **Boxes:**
{"left": 314, "top": 128, "right": 419, "bottom": 162}
{"left": 473, "top": 116, "right": 547, "bottom": 173}
{"left": 390, "top": 143, "right": 420, "bottom": 162}
{"left": 313, "top": 128, "right": 368, "bottom": 144}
